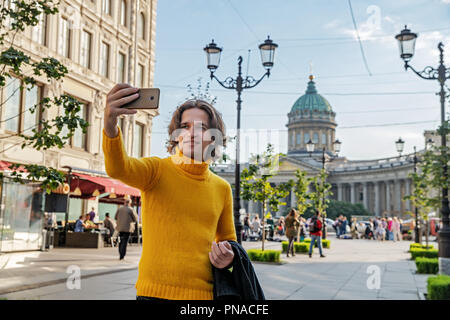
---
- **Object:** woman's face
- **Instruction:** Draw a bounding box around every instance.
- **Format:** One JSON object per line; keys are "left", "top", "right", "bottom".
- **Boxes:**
{"left": 177, "top": 108, "right": 213, "bottom": 161}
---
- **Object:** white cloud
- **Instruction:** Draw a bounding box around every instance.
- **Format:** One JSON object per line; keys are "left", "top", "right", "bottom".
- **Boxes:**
{"left": 323, "top": 19, "right": 341, "bottom": 29}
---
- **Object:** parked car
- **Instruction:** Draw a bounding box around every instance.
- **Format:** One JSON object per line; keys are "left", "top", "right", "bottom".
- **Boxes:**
{"left": 306, "top": 217, "right": 335, "bottom": 234}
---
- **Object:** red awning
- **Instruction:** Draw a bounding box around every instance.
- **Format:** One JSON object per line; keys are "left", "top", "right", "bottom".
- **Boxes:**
{"left": 72, "top": 172, "right": 141, "bottom": 197}
{"left": 0, "top": 160, "right": 27, "bottom": 172}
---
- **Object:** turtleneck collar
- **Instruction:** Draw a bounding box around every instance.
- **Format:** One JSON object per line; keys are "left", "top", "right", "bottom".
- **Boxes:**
{"left": 170, "top": 145, "right": 212, "bottom": 180}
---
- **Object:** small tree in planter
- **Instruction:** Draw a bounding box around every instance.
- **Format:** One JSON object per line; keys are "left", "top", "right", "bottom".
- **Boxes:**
{"left": 292, "top": 169, "right": 313, "bottom": 240}
{"left": 241, "top": 144, "right": 292, "bottom": 251}
{"left": 403, "top": 150, "right": 437, "bottom": 248}
{"left": 309, "top": 169, "right": 333, "bottom": 239}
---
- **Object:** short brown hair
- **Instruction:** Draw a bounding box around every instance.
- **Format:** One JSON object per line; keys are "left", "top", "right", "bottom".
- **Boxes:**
{"left": 166, "top": 99, "right": 227, "bottom": 157}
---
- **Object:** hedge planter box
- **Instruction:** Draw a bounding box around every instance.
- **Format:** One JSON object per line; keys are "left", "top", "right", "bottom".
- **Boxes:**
{"left": 410, "top": 243, "right": 434, "bottom": 251}
{"left": 410, "top": 248, "right": 439, "bottom": 260}
{"left": 415, "top": 257, "right": 439, "bottom": 274}
{"left": 282, "top": 240, "right": 330, "bottom": 254}
{"left": 247, "top": 249, "right": 281, "bottom": 263}
{"left": 427, "top": 275, "right": 450, "bottom": 300}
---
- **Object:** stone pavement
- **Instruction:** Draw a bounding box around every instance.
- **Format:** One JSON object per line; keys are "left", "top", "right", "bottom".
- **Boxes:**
{"left": 0, "top": 237, "right": 432, "bottom": 300}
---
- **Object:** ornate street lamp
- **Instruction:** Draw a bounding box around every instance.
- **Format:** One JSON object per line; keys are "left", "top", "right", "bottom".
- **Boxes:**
{"left": 203, "top": 39, "right": 222, "bottom": 72}
{"left": 333, "top": 139, "right": 342, "bottom": 155}
{"left": 395, "top": 26, "right": 417, "bottom": 63}
{"left": 306, "top": 140, "right": 342, "bottom": 239}
{"left": 306, "top": 139, "right": 315, "bottom": 155}
{"left": 426, "top": 138, "right": 435, "bottom": 151}
{"left": 396, "top": 137, "right": 405, "bottom": 156}
{"left": 396, "top": 26, "right": 450, "bottom": 273}
{"left": 204, "top": 36, "right": 278, "bottom": 244}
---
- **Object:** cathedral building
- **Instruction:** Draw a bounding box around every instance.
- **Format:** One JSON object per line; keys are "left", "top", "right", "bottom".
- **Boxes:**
{"left": 217, "top": 74, "right": 439, "bottom": 219}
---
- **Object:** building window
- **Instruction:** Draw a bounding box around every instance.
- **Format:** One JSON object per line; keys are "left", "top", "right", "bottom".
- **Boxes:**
{"left": 57, "top": 16, "right": 70, "bottom": 58}
{"left": 117, "top": 52, "right": 126, "bottom": 83}
{"left": 100, "top": 41, "right": 110, "bottom": 78}
{"left": 120, "top": 0, "right": 127, "bottom": 27}
{"left": 80, "top": 30, "right": 92, "bottom": 69}
{"left": 3, "top": 77, "right": 41, "bottom": 134}
{"left": 32, "top": 13, "right": 47, "bottom": 45}
{"left": 72, "top": 103, "right": 87, "bottom": 149}
{"left": 103, "top": 0, "right": 112, "bottom": 15}
{"left": 322, "top": 133, "right": 326, "bottom": 145}
{"left": 313, "top": 132, "right": 319, "bottom": 144}
{"left": 304, "top": 133, "right": 310, "bottom": 144}
{"left": 60, "top": 98, "right": 88, "bottom": 150}
{"left": 23, "top": 85, "right": 41, "bottom": 135}
{"left": 133, "top": 122, "right": 144, "bottom": 158}
{"left": 136, "top": 64, "right": 144, "bottom": 87}
{"left": 138, "top": 12, "right": 145, "bottom": 39}
{"left": 296, "top": 133, "right": 301, "bottom": 145}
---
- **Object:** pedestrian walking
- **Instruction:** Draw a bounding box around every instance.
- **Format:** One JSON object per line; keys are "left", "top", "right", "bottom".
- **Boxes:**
{"left": 340, "top": 216, "right": 348, "bottom": 237}
{"left": 335, "top": 215, "right": 343, "bottom": 239}
{"left": 88, "top": 207, "right": 96, "bottom": 223}
{"left": 387, "top": 217, "right": 394, "bottom": 241}
{"left": 350, "top": 217, "right": 359, "bottom": 239}
{"left": 276, "top": 216, "right": 285, "bottom": 238}
{"left": 285, "top": 209, "right": 300, "bottom": 257}
{"left": 392, "top": 217, "right": 402, "bottom": 242}
{"left": 103, "top": 89, "right": 237, "bottom": 300}
{"left": 309, "top": 210, "right": 326, "bottom": 258}
{"left": 299, "top": 217, "right": 307, "bottom": 242}
{"left": 115, "top": 199, "right": 138, "bottom": 261}
{"left": 382, "top": 218, "right": 389, "bottom": 240}
{"left": 243, "top": 213, "right": 251, "bottom": 241}
{"left": 252, "top": 215, "right": 262, "bottom": 239}
{"left": 103, "top": 212, "right": 116, "bottom": 239}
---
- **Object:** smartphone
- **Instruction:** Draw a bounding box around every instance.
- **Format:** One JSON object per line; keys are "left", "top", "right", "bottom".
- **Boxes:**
{"left": 121, "top": 88, "right": 160, "bottom": 109}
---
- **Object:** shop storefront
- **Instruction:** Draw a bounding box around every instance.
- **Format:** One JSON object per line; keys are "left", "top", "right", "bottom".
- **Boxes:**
{"left": 0, "top": 162, "right": 141, "bottom": 252}
{"left": 0, "top": 177, "right": 45, "bottom": 252}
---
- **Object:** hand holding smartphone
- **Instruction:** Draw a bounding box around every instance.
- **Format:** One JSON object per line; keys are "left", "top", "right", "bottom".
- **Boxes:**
{"left": 120, "top": 88, "right": 160, "bottom": 109}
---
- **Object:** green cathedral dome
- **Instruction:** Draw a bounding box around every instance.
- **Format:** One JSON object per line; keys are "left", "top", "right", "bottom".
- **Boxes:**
{"left": 290, "top": 75, "right": 333, "bottom": 113}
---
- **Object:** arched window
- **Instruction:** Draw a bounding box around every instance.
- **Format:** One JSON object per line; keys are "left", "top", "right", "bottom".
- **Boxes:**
{"left": 313, "top": 132, "right": 319, "bottom": 144}
{"left": 304, "top": 133, "right": 310, "bottom": 144}
{"left": 138, "top": 12, "right": 145, "bottom": 39}
{"left": 120, "top": 0, "right": 127, "bottom": 26}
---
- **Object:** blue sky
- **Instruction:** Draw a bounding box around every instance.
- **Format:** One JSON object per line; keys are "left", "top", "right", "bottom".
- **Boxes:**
{"left": 150, "top": 0, "right": 450, "bottom": 162}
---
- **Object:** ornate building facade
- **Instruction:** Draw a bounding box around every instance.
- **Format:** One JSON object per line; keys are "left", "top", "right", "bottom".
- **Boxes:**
{"left": 0, "top": 0, "right": 158, "bottom": 251}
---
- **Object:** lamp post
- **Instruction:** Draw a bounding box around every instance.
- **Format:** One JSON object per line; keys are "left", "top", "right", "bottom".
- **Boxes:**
{"left": 307, "top": 139, "right": 342, "bottom": 239}
{"left": 204, "top": 36, "right": 278, "bottom": 244}
{"left": 62, "top": 165, "right": 72, "bottom": 246}
{"left": 396, "top": 26, "right": 450, "bottom": 271}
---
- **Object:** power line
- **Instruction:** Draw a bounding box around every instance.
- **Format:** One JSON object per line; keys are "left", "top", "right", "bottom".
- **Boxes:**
{"left": 150, "top": 118, "right": 438, "bottom": 135}
{"left": 347, "top": 0, "right": 372, "bottom": 76}
{"left": 216, "top": 106, "right": 438, "bottom": 117}
{"left": 156, "top": 84, "right": 435, "bottom": 96}
{"left": 225, "top": 0, "right": 261, "bottom": 42}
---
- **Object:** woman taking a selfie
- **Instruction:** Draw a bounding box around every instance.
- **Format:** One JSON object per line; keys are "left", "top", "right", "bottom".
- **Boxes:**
{"left": 102, "top": 83, "right": 236, "bottom": 300}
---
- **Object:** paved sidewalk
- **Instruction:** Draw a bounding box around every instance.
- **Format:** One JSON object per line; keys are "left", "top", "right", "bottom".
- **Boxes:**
{"left": 0, "top": 238, "right": 432, "bottom": 300}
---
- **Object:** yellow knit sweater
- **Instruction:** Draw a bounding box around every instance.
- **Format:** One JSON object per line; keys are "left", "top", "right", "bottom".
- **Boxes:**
{"left": 102, "top": 126, "right": 236, "bottom": 300}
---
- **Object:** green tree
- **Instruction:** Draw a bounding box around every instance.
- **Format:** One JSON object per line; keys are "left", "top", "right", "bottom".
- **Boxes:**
{"left": 240, "top": 144, "right": 292, "bottom": 251}
{"left": 0, "top": 1, "right": 88, "bottom": 193}
{"left": 292, "top": 169, "right": 313, "bottom": 239}
{"left": 309, "top": 168, "right": 333, "bottom": 238}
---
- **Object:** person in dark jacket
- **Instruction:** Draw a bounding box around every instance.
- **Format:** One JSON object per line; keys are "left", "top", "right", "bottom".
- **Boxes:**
{"left": 309, "top": 210, "right": 326, "bottom": 258}
{"left": 212, "top": 241, "right": 265, "bottom": 300}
